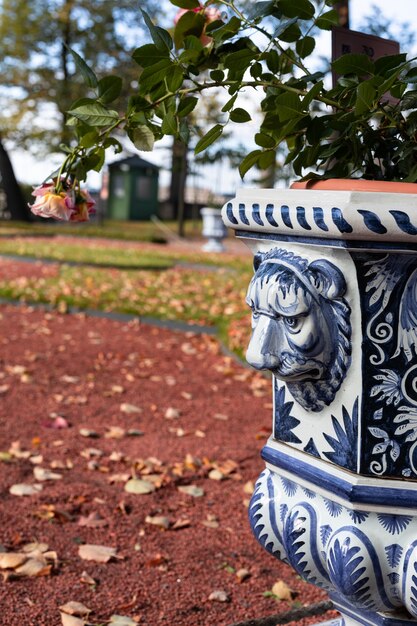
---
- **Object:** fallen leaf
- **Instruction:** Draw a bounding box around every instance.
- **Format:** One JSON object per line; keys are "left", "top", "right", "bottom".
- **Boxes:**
{"left": 177, "top": 485, "right": 204, "bottom": 498}
{"left": 208, "top": 590, "right": 230, "bottom": 602}
{"left": 78, "top": 512, "right": 108, "bottom": 528}
{"left": 181, "top": 343, "right": 196, "bottom": 355}
{"left": 201, "top": 514, "right": 219, "bottom": 529}
{"left": 22, "top": 542, "right": 49, "bottom": 554}
{"left": 271, "top": 580, "right": 296, "bottom": 601}
{"left": 171, "top": 518, "right": 191, "bottom": 530}
{"left": 59, "top": 601, "right": 91, "bottom": 617}
{"left": 120, "top": 403, "right": 142, "bottom": 414}
{"left": 14, "top": 558, "right": 52, "bottom": 577}
{"left": 79, "top": 428, "right": 99, "bottom": 438}
{"left": 105, "top": 426, "right": 125, "bottom": 439}
{"left": 60, "top": 613, "right": 85, "bottom": 626}
{"left": 78, "top": 544, "right": 118, "bottom": 563}
{"left": 80, "top": 571, "right": 97, "bottom": 586}
{"left": 124, "top": 479, "right": 155, "bottom": 495}
{"left": 29, "top": 454, "right": 43, "bottom": 465}
{"left": 33, "top": 467, "right": 63, "bottom": 481}
{"left": 236, "top": 568, "right": 251, "bottom": 583}
{"left": 208, "top": 469, "right": 225, "bottom": 481}
{"left": 109, "top": 615, "right": 137, "bottom": 625}
{"left": 108, "top": 473, "right": 131, "bottom": 484}
{"left": 165, "top": 407, "right": 180, "bottom": 419}
{"left": 126, "top": 429, "right": 144, "bottom": 437}
{"left": 146, "top": 553, "right": 168, "bottom": 567}
{"left": 145, "top": 515, "right": 170, "bottom": 530}
{"left": 60, "top": 375, "right": 80, "bottom": 384}
{"left": 213, "top": 413, "right": 228, "bottom": 420}
{"left": 0, "top": 553, "right": 27, "bottom": 569}
{"left": 80, "top": 448, "right": 103, "bottom": 459}
{"left": 9, "top": 483, "right": 43, "bottom": 496}
{"left": 195, "top": 430, "right": 206, "bottom": 438}
{"left": 243, "top": 481, "right": 255, "bottom": 495}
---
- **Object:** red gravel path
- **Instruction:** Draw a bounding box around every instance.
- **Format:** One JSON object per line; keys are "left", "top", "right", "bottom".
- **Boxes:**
{"left": 0, "top": 300, "right": 335, "bottom": 626}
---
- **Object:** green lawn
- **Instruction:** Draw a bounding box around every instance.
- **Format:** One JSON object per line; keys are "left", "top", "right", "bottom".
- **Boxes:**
{"left": 0, "top": 227, "right": 253, "bottom": 357}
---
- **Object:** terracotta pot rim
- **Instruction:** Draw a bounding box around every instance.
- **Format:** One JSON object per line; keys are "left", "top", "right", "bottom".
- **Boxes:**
{"left": 290, "top": 178, "right": 417, "bottom": 194}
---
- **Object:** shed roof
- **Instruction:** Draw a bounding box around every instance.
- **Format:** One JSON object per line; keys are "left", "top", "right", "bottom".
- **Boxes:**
{"left": 108, "top": 155, "right": 159, "bottom": 170}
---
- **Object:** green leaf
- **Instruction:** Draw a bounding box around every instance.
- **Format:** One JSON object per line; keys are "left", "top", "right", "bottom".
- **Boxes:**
{"left": 272, "top": 17, "right": 298, "bottom": 39}
{"left": 161, "top": 112, "right": 178, "bottom": 134}
{"left": 302, "top": 80, "right": 323, "bottom": 107}
{"left": 258, "top": 150, "right": 276, "bottom": 169}
{"left": 247, "top": 1, "right": 275, "bottom": 20}
{"left": 296, "top": 36, "right": 315, "bottom": 58}
{"left": 166, "top": 66, "right": 184, "bottom": 93}
{"left": 170, "top": 0, "right": 200, "bottom": 7}
{"left": 377, "top": 68, "right": 404, "bottom": 98}
{"left": 103, "top": 137, "right": 123, "bottom": 153}
{"left": 255, "top": 132, "right": 276, "bottom": 148}
{"left": 238, "top": 149, "right": 262, "bottom": 178}
{"left": 276, "top": 92, "right": 303, "bottom": 121}
{"left": 141, "top": 9, "right": 173, "bottom": 51}
{"left": 223, "top": 48, "right": 258, "bottom": 71}
{"left": 332, "top": 53, "right": 375, "bottom": 76}
{"left": 278, "top": 0, "right": 315, "bottom": 20}
{"left": 128, "top": 125, "right": 155, "bottom": 151}
{"left": 194, "top": 124, "right": 223, "bottom": 155}
{"left": 374, "top": 53, "right": 407, "bottom": 75}
{"left": 132, "top": 44, "right": 170, "bottom": 68}
{"left": 222, "top": 94, "right": 238, "bottom": 113}
{"left": 128, "top": 95, "right": 152, "bottom": 114}
{"left": 315, "top": 9, "right": 339, "bottom": 30}
{"left": 278, "top": 22, "right": 301, "bottom": 43}
{"left": 139, "top": 59, "right": 174, "bottom": 91}
{"left": 80, "top": 130, "right": 99, "bottom": 148}
{"left": 98, "top": 76, "right": 123, "bottom": 104}
{"left": 178, "top": 96, "right": 198, "bottom": 117}
{"left": 265, "top": 50, "right": 280, "bottom": 74}
{"left": 66, "top": 46, "right": 98, "bottom": 89}
{"left": 355, "top": 81, "right": 376, "bottom": 115}
{"left": 230, "top": 108, "right": 251, "bottom": 123}
{"left": 174, "top": 11, "right": 205, "bottom": 48}
{"left": 70, "top": 103, "right": 119, "bottom": 126}
{"left": 206, "top": 16, "right": 241, "bottom": 42}
{"left": 210, "top": 69, "right": 225, "bottom": 82}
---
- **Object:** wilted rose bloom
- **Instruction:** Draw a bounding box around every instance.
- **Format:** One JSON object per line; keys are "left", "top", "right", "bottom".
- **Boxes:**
{"left": 30, "top": 184, "right": 75, "bottom": 221}
{"left": 174, "top": 4, "right": 222, "bottom": 46}
{"left": 29, "top": 181, "right": 95, "bottom": 222}
{"left": 71, "top": 189, "right": 96, "bottom": 222}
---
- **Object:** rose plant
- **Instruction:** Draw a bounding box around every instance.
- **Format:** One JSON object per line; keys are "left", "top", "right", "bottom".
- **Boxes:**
{"left": 30, "top": 0, "right": 417, "bottom": 219}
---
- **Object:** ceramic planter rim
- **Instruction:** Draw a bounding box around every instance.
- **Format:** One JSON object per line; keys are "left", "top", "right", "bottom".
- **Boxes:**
{"left": 221, "top": 185, "right": 417, "bottom": 251}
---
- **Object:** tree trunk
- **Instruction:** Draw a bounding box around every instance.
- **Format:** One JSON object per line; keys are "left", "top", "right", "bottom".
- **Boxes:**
{"left": 169, "top": 138, "right": 188, "bottom": 237}
{"left": 0, "top": 136, "right": 31, "bottom": 221}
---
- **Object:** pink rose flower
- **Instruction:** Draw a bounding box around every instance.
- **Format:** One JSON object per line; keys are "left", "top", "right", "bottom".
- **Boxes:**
{"left": 71, "top": 190, "right": 96, "bottom": 222}
{"left": 29, "top": 181, "right": 96, "bottom": 222}
{"left": 30, "top": 189, "right": 75, "bottom": 221}
{"left": 174, "top": 4, "right": 222, "bottom": 46}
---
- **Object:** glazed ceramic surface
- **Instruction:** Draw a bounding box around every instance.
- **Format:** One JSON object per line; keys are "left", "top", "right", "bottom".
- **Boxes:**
{"left": 222, "top": 188, "right": 417, "bottom": 626}
{"left": 201, "top": 207, "right": 227, "bottom": 252}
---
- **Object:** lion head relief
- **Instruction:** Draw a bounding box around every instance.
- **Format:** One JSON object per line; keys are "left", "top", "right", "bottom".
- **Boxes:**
{"left": 245, "top": 248, "right": 352, "bottom": 412}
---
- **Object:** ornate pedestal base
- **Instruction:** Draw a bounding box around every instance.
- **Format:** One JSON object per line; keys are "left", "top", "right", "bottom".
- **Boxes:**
{"left": 222, "top": 186, "right": 417, "bottom": 626}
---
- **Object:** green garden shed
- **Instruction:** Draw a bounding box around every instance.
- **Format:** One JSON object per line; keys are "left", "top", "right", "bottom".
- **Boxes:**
{"left": 107, "top": 156, "right": 159, "bottom": 221}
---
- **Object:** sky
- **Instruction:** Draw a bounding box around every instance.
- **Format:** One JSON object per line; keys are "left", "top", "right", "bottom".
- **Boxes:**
{"left": 10, "top": 0, "right": 417, "bottom": 195}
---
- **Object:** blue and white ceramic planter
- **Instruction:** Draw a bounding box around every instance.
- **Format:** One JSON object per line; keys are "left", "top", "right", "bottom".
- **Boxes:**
{"left": 222, "top": 187, "right": 417, "bottom": 626}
